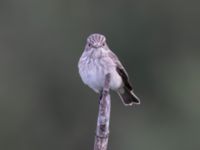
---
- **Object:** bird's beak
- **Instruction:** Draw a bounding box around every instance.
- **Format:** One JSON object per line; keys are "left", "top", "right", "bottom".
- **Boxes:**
{"left": 93, "top": 43, "right": 102, "bottom": 48}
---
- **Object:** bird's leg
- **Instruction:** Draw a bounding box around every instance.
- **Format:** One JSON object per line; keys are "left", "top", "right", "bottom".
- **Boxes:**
{"left": 99, "top": 89, "right": 103, "bottom": 103}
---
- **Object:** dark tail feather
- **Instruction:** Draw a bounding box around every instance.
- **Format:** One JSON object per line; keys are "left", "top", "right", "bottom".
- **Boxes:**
{"left": 117, "top": 87, "right": 140, "bottom": 106}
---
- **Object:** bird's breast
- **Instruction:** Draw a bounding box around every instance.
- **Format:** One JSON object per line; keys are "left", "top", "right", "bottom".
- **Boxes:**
{"left": 79, "top": 55, "right": 122, "bottom": 92}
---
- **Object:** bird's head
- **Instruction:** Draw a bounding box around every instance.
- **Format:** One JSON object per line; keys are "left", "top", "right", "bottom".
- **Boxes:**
{"left": 85, "top": 33, "right": 107, "bottom": 50}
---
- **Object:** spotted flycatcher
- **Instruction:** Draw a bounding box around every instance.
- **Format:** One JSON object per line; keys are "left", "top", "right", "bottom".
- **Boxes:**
{"left": 78, "top": 33, "right": 140, "bottom": 106}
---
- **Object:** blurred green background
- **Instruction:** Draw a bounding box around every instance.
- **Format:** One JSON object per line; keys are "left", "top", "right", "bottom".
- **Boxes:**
{"left": 0, "top": 0, "right": 200, "bottom": 150}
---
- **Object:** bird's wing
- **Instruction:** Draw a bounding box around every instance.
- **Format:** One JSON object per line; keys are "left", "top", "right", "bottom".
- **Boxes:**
{"left": 108, "top": 51, "right": 133, "bottom": 91}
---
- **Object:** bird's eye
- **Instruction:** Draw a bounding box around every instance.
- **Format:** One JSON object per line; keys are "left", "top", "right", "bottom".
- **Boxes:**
{"left": 102, "top": 43, "right": 105, "bottom": 46}
{"left": 88, "top": 43, "right": 91, "bottom": 47}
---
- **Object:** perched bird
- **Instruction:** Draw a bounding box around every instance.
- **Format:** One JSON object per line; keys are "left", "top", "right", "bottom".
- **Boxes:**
{"left": 78, "top": 33, "right": 140, "bottom": 106}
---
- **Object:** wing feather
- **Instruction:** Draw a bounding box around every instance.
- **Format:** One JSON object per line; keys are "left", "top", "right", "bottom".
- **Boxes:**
{"left": 108, "top": 51, "right": 133, "bottom": 90}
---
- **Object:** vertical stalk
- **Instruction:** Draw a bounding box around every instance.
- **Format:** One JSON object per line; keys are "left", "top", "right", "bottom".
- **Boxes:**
{"left": 94, "top": 74, "right": 111, "bottom": 150}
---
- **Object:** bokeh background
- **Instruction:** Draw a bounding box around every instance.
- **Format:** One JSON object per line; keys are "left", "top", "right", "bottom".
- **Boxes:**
{"left": 0, "top": 0, "right": 200, "bottom": 150}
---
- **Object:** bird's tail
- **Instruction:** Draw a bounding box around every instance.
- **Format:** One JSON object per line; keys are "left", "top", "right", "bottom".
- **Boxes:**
{"left": 117, "top": 87, "right": 140, "bottom": 106}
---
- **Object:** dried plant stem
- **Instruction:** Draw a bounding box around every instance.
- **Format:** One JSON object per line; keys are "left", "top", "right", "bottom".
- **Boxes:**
{"left": 94, "top": 73, "right": 111, "bottom": 150}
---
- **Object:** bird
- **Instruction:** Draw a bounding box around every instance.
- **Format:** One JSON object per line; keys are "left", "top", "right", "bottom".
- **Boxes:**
{"left": 78, "top": 33, "right": 140, "bottom": 106}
